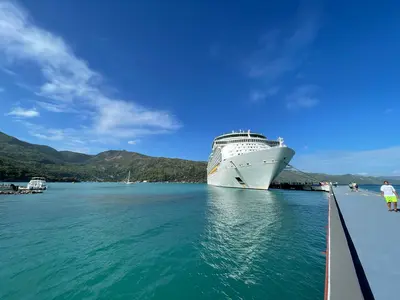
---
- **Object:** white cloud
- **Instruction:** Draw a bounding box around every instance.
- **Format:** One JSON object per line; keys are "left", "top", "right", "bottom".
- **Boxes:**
{"left": 35, "top": 101, "right": 67, "bottom": 113}
{"left": 6, "top": 106, "right": 39, "bottom": 117}
{"left": 250, "top": 86, "right": 280, "bottom": 103}
{"left": 22, "top": 122, "right": 73, "bottom": 141}
{"left": 31, "top": 130, "right": 65, "bottom": 141}
{"left": 0, "top": 1, "right": 181, "bottom": 145}
{"left": 293, "top": 146, "right": 400, "bottom": 175}
{"left": 128, "top": 140, "right": 139, "bottom": 145}
{"left": 35, "top": 101, "right": 85, "bottom": 114}
{"left": 16, "top": 120, "right": 123, "bottom": 153}
{"left": 0, "top": 66, "right": 16, "bottom": 76}
{"left": 17, "top": 120, "right": 99, "bottom": 152}
{"left": 250, "top": 90, "right": 267, "bottom": 103}
{"left": 286, "top": 84, "right": 319, "bottom": 109}
{"left": 61, "top": 146, "right": 91, "bottom": 154}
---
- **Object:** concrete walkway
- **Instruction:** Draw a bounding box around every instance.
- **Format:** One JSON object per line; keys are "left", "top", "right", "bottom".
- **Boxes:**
{"left": 332, "top": 185, "right": 400, "bottom": 300}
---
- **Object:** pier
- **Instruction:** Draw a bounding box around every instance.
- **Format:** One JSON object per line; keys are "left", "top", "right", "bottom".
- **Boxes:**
{"left": 326, "top": 185, "right": 399, "bottom": 300}
{"left": 0, "top": 190, "right": 43, "bottom": 195}
{"left": 270, "top": 181, "right": 331, "bottom": 192}
{"left": 0, "top": 184, "right": 43, "bottom": 195}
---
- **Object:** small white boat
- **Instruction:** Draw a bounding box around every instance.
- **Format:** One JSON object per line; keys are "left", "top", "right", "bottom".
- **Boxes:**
{"left": 27, "top": 177, "right": 47, "bottom": 190}
{"left": 125, "top": 171, "right": 134, "bottom": 184}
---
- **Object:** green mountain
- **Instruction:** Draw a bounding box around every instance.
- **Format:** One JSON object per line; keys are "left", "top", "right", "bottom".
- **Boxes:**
{"left": 275, "top": 170, "right": 400, "bottom": 185}
{"left": 0, "top": 131, "right": 206, "bottom": 182}
{"left": 0, "top": 131, "right": 399, "bottom": 184}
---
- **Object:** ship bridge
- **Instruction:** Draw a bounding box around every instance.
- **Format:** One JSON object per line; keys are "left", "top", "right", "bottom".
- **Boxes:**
{"left": 211, "top": 130, "right": 282, "bottom": 149}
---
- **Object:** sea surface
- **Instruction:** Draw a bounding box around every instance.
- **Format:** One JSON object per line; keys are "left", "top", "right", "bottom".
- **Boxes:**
{"left": 0, "top": 183, "right": 328, "bottom": 300}
{"left": 362, "top": 184, "right": 400, "bottom": 193}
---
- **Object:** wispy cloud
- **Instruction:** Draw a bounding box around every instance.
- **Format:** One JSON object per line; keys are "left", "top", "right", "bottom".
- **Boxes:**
{"left": 246, "top": 5, "right": 320, "bottom": 81}
{"left": 385, "top": 108, "right": 393, "bottom": 114}
{"left": 286, "top": 84, "right": 319, "bottom": 109}
{"left": 250, "top": 86, "right": 280, "bottom": 103}
{"left": 357, "top": 172, "right": 368, "bottom": 176}
{"left": 246, "top": 3, "right": 321, "bottom": 107}
{"left": 35, "top": 101, "right": 68, "bottom": 113}
{"left": 35, "top": 100, "right": 85, "bottom": 114}
{"left": 18, "top": 120, "right": 95, "bottom": 148}
{"left": 250, "top": 90, "right": 267, "bottom": 103}
{"left": 128, "top": 140, "right": 139, "bottom": 145}
{"left": 0, "top": 66, "right": 16, "bottom": 76}
{"left": 32, "top": 131, "right": 65, "bottom": 141}
{"left": 293, "top": 146, "right": 400, "bottom": 175}
{"left": 209, "top": 43, "right": 220, "bottom": 58}
{"left": 6, "top": 106, "right": 39, "bottom": 118}
{"left": 0, "top": 1, "right": 181, "bottom": 148}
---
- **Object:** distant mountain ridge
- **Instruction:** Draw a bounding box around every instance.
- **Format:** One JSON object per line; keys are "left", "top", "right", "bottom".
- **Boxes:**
{"left": 1, "top": 131, "right": 399, "bottom": 184}
{"left": 0, "top": 131, "right": 206, "bottom": 182}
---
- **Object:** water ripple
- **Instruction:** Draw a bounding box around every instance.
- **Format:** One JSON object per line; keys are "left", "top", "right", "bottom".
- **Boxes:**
{"left": 0, "top": 183, "right": 326, "bottom": 300}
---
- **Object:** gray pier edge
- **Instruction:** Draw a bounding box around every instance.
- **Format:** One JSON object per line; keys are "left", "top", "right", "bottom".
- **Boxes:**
{"left": 326, "top": 186, "right": 374, "bottom": 300}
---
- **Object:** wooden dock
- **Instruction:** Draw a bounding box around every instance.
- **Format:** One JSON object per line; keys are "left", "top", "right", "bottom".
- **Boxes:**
{"left": 326, "top": 185, "right": 399, "bottom": 300}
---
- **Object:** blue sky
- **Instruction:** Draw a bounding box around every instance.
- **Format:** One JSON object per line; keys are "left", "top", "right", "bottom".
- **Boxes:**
{"left": 0, "top": 0, "right": 400, "bottom": 175}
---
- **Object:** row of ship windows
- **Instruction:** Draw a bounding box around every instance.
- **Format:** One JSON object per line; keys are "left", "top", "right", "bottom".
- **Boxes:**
{"left": 226, "top": 150, "right": 257, "bottom": 156}
{"left": 215, "top": 134, "right": 265, "bottom": 141}
{"left": 210, "top": 146, "right": 262, "bottom": 162}
{"left": 209, "top": 143, "right": 269, "bottom": 165}
{"left": 236, "top": 144, "right": 262, "bottom": 148}
{"left": 224, "top": 160, "right": 274, "bottom": 166}
{"left": 215, "top": 140, "right": 278, "bottom": 146}
{"left": 215, "top": 138, "right": 265, "bottom": 144}
{"left": 222, "top": 159, "right": 274, "bottom": 163}
{"left": 233, "top": 149, "right": 258, "bottom": 153}
{"left": 235, "top": 146, "right": 261, "bottom": 150}
{"left": 231, "top": 147, "right": 261, "bottom": 153}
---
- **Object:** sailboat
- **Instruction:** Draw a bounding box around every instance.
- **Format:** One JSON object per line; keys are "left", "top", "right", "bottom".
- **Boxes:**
{"left": 125, "top": 171, "right": 134, "bottom": 184}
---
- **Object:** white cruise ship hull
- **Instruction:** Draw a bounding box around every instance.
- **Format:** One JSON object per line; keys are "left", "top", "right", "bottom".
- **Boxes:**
{"left": 207, "top": 147, "right": 295, "bottom": 190}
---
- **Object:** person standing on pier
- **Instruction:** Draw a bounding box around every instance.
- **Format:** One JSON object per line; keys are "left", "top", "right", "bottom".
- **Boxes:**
{"left": 380, "top": 181, "right": 399, "bottom": 212}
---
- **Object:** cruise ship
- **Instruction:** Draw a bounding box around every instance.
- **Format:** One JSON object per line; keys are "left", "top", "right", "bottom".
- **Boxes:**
{"left": 207, "top": 130, "right": 295, "bottom": 190}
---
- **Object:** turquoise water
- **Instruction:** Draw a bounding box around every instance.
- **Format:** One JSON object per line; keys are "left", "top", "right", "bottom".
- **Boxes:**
{"left": 362, "top": 184, "right": 400, "bottom": 193}
{"left": 0, "top": 183, "right": 327, "bottom": 299}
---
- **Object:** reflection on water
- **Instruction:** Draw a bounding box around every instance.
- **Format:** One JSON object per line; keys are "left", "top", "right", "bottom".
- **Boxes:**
{"left": 199, "top": 187, "right": 327, "bottom": 299}
{"left": 0, "top": 183, "right": 326, "bottom": 300}
{"left": 201, "top": 187, "right": 281, "bottom": 285}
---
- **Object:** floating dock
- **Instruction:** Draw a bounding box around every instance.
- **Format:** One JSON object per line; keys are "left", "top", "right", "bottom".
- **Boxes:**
{"left": 270, "top": 182, "right": 331, "bottom": 192}
{"left": 0, "top": 190, "right": 43, "bottom": 195}
{"left": 0, "top": 184, "right": 43, "bottom": 195}
{"left": 326, "top": 185, "right": 398, "bottom": 300}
